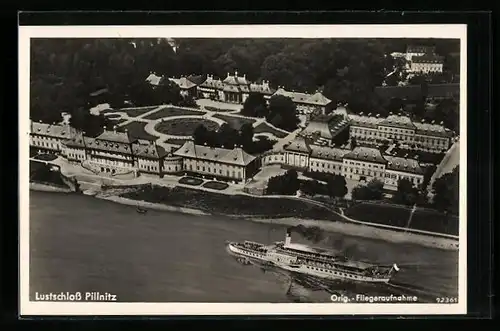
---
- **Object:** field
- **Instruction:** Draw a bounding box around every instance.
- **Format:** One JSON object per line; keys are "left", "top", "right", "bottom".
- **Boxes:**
{"left": 253, "top": 122, "right": 288, "bottom": 138}
{"left": 344, "top": 202, "right": 458, "bottom": 236}
{"left": 119, "top": 121, "right": 158, "bottom": 141}
{"left": 155, "top": 118, "right": 220, "bottom": 136}
{"left": 143, "top": 107, "right": 205, "bottom": 120}
{"left": 121, "top": 185, "right": 337, "bottom": 220}
{"left": 212, "top": 114, "right": 256, "bottom": 130}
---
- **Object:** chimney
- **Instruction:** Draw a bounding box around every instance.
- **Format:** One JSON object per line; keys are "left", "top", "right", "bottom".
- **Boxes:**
{"left": 285, "top": 229, "right": 292, "bottom": 246}
{"left": 113, "top": 125, "right": 117, "bottom": 133}
{"left": 235, "top": 70, "right": 238, "bottom": 77}
{"left": 227, "top": 72, "right": 230, "bottom": 78}
{"left": 243, "top": 74, "right": 246, "bottom": 80}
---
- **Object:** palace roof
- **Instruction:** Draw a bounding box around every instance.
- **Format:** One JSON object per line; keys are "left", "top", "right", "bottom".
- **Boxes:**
{"left": 411, "top": 55, "right": 444, "bottom": 64}
{"left": 173, "top": 141, "right": 256, "bottom": 166}
{"left": 169, "top": 76, "right": 197, "bottom": 90}
{"left": 273, "top": 88, "right": 332, "bottom": 106}
{"left": 414, "top": 122, "right": 454, "bottom": 138}
{"left": 249, "top": 81, "right": 275, "bottom": 95}
{"left": 30, "top": 121, "right": 76, "bottom": 140}
{"left": 348, "top": 113, "right": 384, "bottom": 129}
{"left": 63, "top": 131, "right": 86, "bottom": 148}
{"left": 379, "top": 114, "right": 417, "bottom": 130}
{"left": 284, "top": 137, "right": 312, "bottom": 154}
{"left": 132, "top": 142, "right": 168, "bottom": 159}
{"left": 385, "top": 155, "right": 424, "bottom": 175}
{"left": 223, "top": 72, "right": 250, "bottom": 86}
{"left": 302, "top": 119, "right": 333, "bottom": 140}
{"left": 343, "top": 146, "right": 386, "bottom": 164}
{"left": 84, "top": 137, "right": 134, "bottom": 155}
{"left": 309, "top": 145, "right": 349, "bottom": 162}
{"left": 146, "top": 73, "right": 163, "bottom": 86}
{"left": 199, "top": 75, "right": 224, "bottom": 89}
{"left": 95, "top": 129, "right": 135, "bottom": 144}
{"left": 406, "top": 45, "right": 436, "bottom": 54}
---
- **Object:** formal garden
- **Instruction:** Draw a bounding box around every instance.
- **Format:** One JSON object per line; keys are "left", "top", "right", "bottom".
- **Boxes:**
{"left": 253, "top": 122, "right": 288, "bottom": 138}
{"left": 120, "top": 121, "right": 158, "bottom": 141}
{"left": 212, "top": 114, "right": 256, "bottom": 130}
{"left": 155, "top": 118, "right": 220, "bottom": 136}
{"left": 143, "top": 107, "right": 205, "bottom": 120}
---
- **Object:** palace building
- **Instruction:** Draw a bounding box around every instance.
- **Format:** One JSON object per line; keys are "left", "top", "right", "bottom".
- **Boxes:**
{"left": 409, "top": 55, "right": 444, "bottom": 74}
{"left": 405, "top": 45, "right": 436, "bottom": 62}
{"left": 273, "top": 88, "right": 333, "bottom": 115}
{"left": 275, "top": 137, "right": 424, "bottom": 190}
{"left": 169, "top": 76, "right": 198, "bottom": 98}
{"left": 197, "top": 72, "right": 275, "bottom": 104}
{"left": 30, "top": 121, "right": 77, "bottom": 154}
{"left": 348, "top": 113, "right": 452, "bottom": 152}
{"left": 173, "top": 141, "right": 260, "bottom": 183}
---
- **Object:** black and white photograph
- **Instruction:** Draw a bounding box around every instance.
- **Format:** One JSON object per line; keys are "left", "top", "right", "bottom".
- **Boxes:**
{"left": 19, "top": 24, "right": 467, "bottom": 315}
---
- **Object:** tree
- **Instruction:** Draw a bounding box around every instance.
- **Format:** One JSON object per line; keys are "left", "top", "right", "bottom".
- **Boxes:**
{"left": 327, "top": 174, "right": 348, "bottom": 198}
{"left": 350, "top": 136, "right": 357, "bottom": 149}
{"left": 193, "top": 124, "right": 208, "bottom": 145}
{"left": 432, "top": 166, "right": 459, "bottom": 215}
{"left": 217, "top": 123, "right": 239, "bottom": 148}
{"left": 241, "top": 93, "right": 267, "bottom": 117}
{"left": 239, "top": 123, "right": 254, "bottom": 149}
{"left": 392, "top": 178, "right": 419, "bottom": 206}
{"left": 266, "top": 169, "right": 300, "bottom": 195}
{"left": 352, "top": 178, "right": 385, "bottom": 201}
{"left": 267, "top": 95, "right": 299, "bottom": 131}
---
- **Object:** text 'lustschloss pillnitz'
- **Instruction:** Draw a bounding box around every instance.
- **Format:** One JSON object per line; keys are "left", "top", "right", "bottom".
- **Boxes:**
{"left": 34, "top": 292, "right": 117, "bottom": 302}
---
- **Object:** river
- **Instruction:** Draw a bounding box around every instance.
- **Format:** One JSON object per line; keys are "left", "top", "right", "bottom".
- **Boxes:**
{"left": 29, "top": 190, "right": 459, "bottom": 303}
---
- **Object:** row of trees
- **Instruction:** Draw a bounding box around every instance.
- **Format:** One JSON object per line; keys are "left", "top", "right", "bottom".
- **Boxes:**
{"left": 266, "top": 169, "right": 348, "bottom": 199}
{"left": 192, "top": 123, "right": 274, "bottom": 155}
{"left": 241, "top": 93, "right": 300, "bottom": 131}
{"left": 351, "top": 166, "right": 459, "bottom": 216}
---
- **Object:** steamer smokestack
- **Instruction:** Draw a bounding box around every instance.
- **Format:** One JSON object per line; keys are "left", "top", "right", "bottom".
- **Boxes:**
{"left": 285, "top": 229, "right": 292, "bottom": 246}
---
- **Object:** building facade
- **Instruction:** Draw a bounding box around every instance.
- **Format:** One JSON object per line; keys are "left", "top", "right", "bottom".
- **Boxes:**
{"left": 30, "top": 121, "right": 77, "bottom": 154}
{"left": 277, "top": 137, "right": 424, "bottom": 191}
{"left": 348, "top": 113, "right": 452, "bottom": 152}
{"left": 405, "top": 45, "right": 436, "bottom": 62}
{"left": 273, "top": 88, "right": 333, "bottom": 115}
{"left": 409, "top": 55, "right": 444, "bottom": 74}
{"left": 169, "top": 76, "right": 198, "bottom": 98}
{"left": 173, "top": 141, "right": 260, "bottom": 183}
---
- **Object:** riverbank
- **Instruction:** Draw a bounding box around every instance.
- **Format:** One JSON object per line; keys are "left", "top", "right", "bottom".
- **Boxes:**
{"left": 96, "top": 193, "right": 459, "bottom": 252}
{"left": 30, "top": 182, "right": 72, "bottom": 193}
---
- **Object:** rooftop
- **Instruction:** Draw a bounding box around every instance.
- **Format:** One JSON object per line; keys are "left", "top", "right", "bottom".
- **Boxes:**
{"left": 284, "top": 137, "right": 312, "bottom": 154}
{"left": 132, "top": 142, "right": 168, "bottom": 159}
{"left": 407, "top": 45, "right": 436, "bottom": 54}
{"left": 199, "top": 75, "right": 224, "bottom": 89}
{"left": 95, "top": 129, "right": 135, "bottom": 144}
{"left": 146, "top": 73, "right": 163, "bottom": 86}
{"left": 379, "top": 114, "right": 416, "bottom": 130}
{"left": 173, "top": 141, "right": 256, "bottom": 166}
{"left": 309, "top": 145, "right": 349, "bottom": 162}
{"left": 348, "top": 113, "right": 384, "bottom": 128}
{"left": 30, "top": 121, "right": 76, "bottom": 139}
{"left": 223, "top": 72, "right": 250, "bottom": 86}
{"left": 385, "top": 155, "right": 424, "bottom": 175}
{"left": 169, "top": 76, "right": 197, "bottom": 89}
{"left": 343, "top": 146, "right": 387, "bottom": 164}
{"left": 412, "top": 55, "right": 445, "bottom": 64}
{"left": 273, "top": 88, "right": 332, "bottom": 106}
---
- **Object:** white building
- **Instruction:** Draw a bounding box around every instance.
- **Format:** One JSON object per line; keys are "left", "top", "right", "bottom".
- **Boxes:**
{"left": 409, "top": 55, "right": 444, "bottom": 74}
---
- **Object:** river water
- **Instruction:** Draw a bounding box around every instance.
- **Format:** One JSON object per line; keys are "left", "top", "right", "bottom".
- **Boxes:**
{"left": 29, "top": 190, "right": 459, "bottom": 303}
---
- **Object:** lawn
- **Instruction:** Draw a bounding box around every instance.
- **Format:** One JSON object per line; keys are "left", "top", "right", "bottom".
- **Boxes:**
{"left": 107, "top": 118, "right": 128, "bottom": 127}
{"left": 212, "top": 114, "right": 256, "bottom": 130}
{"left": 121, "top": 185, "right": 337, "bottom": 220}
{"left": 205, "top": 106, "right": 236, "bottom": 113}
{"left": 344, "top": 202, "right": 458, "bottom": 236}
{"left": 178, "top": 176, "right": 204, "bottom": 186}
{"left": 155, "top": 118, "right": 219, "bottom": 136}
{"left": 143, "top": 107, "right": 205, "bottom": 120}
{"left": 202, "top": 181, "right": 229, "bottom": 190}
{"left": 33, "top": 153, "right": 58, "bottom": 161}
{"left": 253, "top": 122, "right": 288, "bottom": 138}
{"left": 119, "top": 121, "right": 158, "bottom": 141}
{"left": 124, "top": 106, "right": 159, "bottom": 117}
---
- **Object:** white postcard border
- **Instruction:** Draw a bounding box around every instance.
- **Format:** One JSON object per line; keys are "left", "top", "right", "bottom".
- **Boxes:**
{"left": 19, "top": 24, "right": 467, "bottom": 316}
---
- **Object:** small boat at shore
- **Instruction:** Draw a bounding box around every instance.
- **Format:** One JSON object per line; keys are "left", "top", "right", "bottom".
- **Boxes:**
{"left": 136, "top": 206, "right": 148, "bottom": 214}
